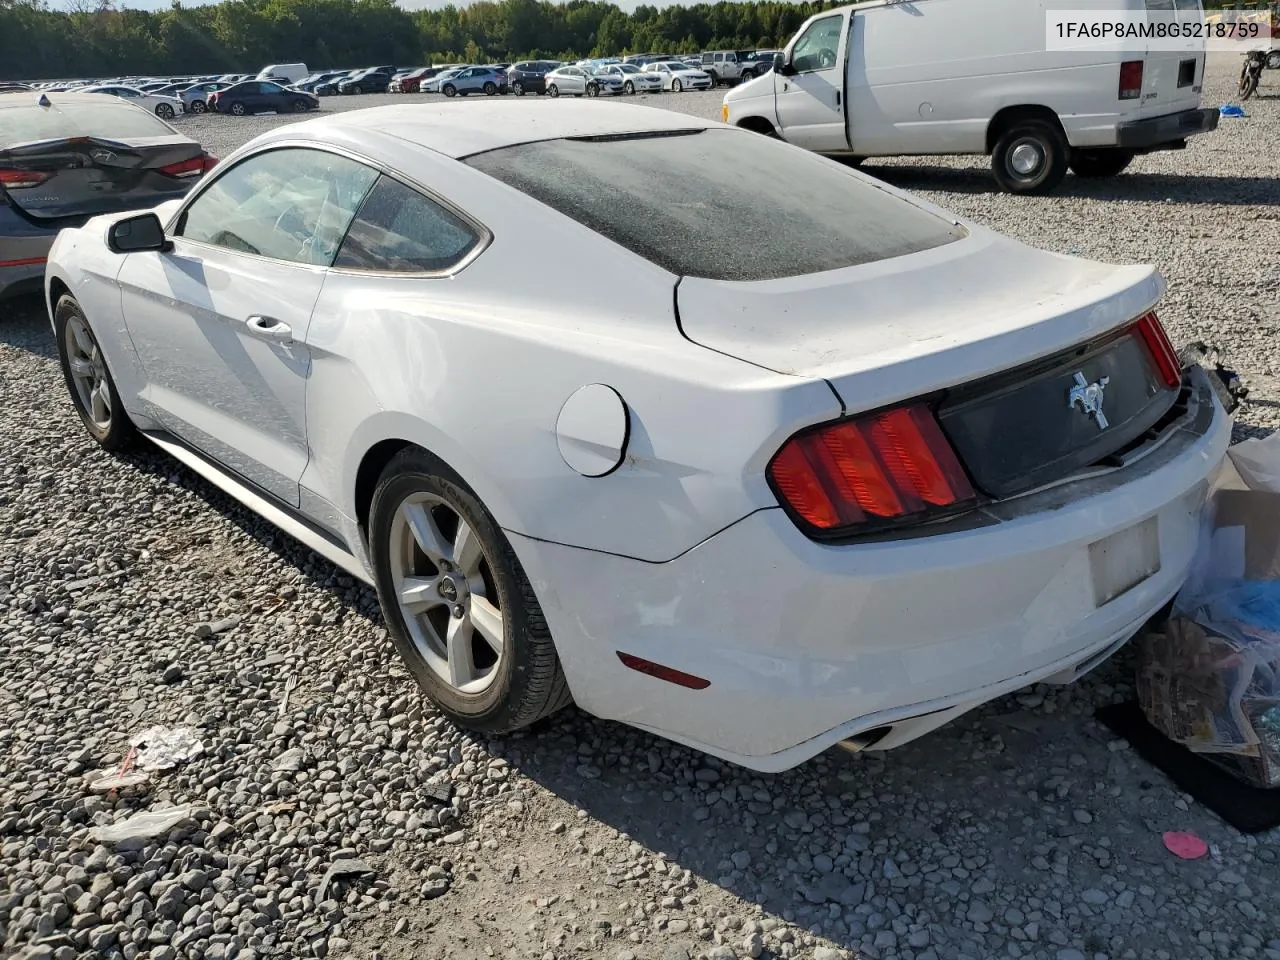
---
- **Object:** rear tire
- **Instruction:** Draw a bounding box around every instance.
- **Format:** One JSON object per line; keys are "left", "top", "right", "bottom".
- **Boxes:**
{"left": 741, "top": 69, "right": 757, "bottom": 81}
{"left": 514, "top": 81, "right": 525, "bottom": 96}
{"left": 547, "top": 83, "right": 559, "bottom": 98}
{"left": 1069, "top": 148, "right": 1135, "bottom": 178}
{"left": 369, "top": 447, "right": 572, "bottom": 734}
{"left": 229, "top": 101, "right": 246, "bottom": 116}
{"left": 155, "top": 103, "right": 175, "bottom": 119}
{"left": 54, "top": 296, "right": 136, "bottom": 452}
{"left": 1268, "top": 51, "right": 1280, "bottom": 70}
{"left": 190, "top": 100, "right": 206, "bottom": 114}
{"left": 990, "top": 120, "right": 1068, "bottom": 194}
{"left": 484, "top": 81, "right": 497, "bottom": 96}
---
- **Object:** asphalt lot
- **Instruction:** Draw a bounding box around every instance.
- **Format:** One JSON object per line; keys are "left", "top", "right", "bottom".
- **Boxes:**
{"left": 2, "top": 52, "right": 1280, "bottom": 960}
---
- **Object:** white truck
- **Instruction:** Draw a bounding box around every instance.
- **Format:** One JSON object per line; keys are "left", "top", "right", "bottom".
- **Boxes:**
{"left": 722, "top": 0, "right": 1219, "bottom": 193}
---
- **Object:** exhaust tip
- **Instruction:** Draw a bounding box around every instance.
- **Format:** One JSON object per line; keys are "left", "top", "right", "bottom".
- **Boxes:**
{"left": 835, "top": 726, "right": 892, "bottom": 753}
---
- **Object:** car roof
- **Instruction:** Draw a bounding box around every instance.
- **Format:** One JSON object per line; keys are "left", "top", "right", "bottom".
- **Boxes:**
{"left": 263, "top": 101, "right": 715, "bottom": 160}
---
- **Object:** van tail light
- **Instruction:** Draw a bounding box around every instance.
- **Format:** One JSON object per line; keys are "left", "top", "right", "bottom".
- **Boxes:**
{"left": 1131, "top": 310, "right": 1182, "bottom": 387}
{"left": 769, "top": 403, "right": 976, "bottom": 535}
{"left": 1119, "top": 60, "right": 1144, "bottom": 100}
{"left": 159, "top": 153, "right": 214, "bottom": 178}
{"left": 0, "top": 168, "right": 53, "bottom": 189}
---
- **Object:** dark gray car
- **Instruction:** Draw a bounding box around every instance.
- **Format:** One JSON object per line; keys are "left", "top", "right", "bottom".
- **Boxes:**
{"left": 0, "top": 91, "right": 213, "bottom": 300}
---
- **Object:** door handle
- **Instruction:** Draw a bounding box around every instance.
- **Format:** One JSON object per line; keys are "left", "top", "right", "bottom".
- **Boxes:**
{"left": 836, "top": 90, "right": 841, "bottom": 107}
{"left": 245, "top": 315, "right": 294, "bottom": 344}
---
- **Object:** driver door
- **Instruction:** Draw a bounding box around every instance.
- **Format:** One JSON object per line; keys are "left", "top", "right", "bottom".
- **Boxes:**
{"left": 774, "top": 11, "right": 850, "bottom": 151}
{"left": 115, "top": 146, "right": 378, "bottom": 505}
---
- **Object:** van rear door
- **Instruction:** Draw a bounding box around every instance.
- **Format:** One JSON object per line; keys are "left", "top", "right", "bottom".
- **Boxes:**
{"left": 1135, "top": 0, "right": 1205, "bottom": 117}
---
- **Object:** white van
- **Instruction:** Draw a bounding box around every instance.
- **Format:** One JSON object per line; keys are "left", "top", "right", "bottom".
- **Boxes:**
{"left": 256, "top": 63, "right": 309, "bottom": 85}
{"left": 722, "top": 0, "right": 1218, "bottom": 193}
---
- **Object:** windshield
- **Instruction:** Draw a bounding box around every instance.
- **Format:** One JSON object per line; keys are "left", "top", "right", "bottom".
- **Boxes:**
{"left": 618, "top": 65, "right": 640, "bottom": 73}
{"left": 466, "top": 129, "right": 964, "bottom": 282}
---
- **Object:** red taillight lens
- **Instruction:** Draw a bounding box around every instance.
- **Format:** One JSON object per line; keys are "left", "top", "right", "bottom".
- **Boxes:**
{"left": 159, "top": 155, "right": 208, "bottom": 179}
{"left": 1119, "top": 60, "right": 1143, "bottom": 100}
{"left": 1132, "top": 310, "right": 1182, "bottom": 388}
{"left": 201, "top": 153, "right": 220, "bottom": 173}
{"left": 769, "top": 403, "right": 975, "bottom": 534}
{"left": 0, "top": 168, "right": 53, "bottom": 189}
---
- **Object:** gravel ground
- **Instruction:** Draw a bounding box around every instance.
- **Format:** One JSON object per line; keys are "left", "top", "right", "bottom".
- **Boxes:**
{"left": 3, "top": 53, "right": 1280, "bottom": 960}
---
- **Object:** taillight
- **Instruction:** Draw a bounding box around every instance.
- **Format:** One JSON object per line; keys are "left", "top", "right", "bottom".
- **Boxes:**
{"left": 159, "top": 155, "right": 208, "bottom": 179}
{"left": 201, "top": 153, "right": 220, "bottom": 173}
{"left": 1132, "top": 310, "right": 1182, "bottom": 388}
{"left": 1119, "top": 60, "right": 1143, "bottom": 100}
{"left": 0, "top": 169, "right": 53, "bottom": 189}
{"left": 769, "top": 403, "right": 975, "bottom": 535}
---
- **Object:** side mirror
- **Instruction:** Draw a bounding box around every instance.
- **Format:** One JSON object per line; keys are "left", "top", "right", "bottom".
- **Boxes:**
{"left": 107, "top": 213, "right": 171, "bottom": 254}
{"left": 775, "top": 52, "right": 793, "bottom": 76}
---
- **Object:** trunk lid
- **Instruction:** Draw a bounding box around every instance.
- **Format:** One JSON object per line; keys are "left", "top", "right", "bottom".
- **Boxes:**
{"left": 677, "top": 229, "right": 1180, "bottom": 500}
{"left": 0, "top": 95, "right": 203, "bottom": 222}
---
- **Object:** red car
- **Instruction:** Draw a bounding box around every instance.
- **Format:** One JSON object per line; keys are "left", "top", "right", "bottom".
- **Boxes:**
{"left": 391, "top": 67, "right": 441, "bottom": 93}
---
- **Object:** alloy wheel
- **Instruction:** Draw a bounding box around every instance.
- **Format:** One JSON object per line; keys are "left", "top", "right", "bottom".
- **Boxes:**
{"left": 64, "top": 315, "right": 112, "bottom": 431}
{"left": 388, "top": 492, "right": 505, "bottom": 694}
{"left": 672, "top": 79, "right": 682, "bottom": 92}
{"left": 156, "top": 103, "right": 174, "bottom": 119}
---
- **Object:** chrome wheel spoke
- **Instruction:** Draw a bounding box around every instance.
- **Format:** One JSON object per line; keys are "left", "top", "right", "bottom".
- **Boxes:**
{"left": 68, "top": 357, "right": 93, "bottom": 378}
{"left": 453, "top": 519, "right": 482, "bottom": 576}
{"left": 402, "top": 501, "right": 450, "bottom": 564}
{"left": 90, "top": 381, "right": 110, "bottom": 423}
{"left": 70, "top": 320, "right": 94, "bottom": 357}
{"left": 398, "top": 575, "right": 443, "bottom": 614}
{"left": 445, "top": 615, "right": 477, "bottom": 686}
{"left": 470, "top": 596, "right": 504, "bottom": 654}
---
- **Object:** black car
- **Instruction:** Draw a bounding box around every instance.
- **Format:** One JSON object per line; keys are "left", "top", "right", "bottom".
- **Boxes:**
{"left": 208, "top": 81, "right": 319, "bottom": 116}
{"left": 506, "top": 60, "right": 561, "bottom": 96}
{"left": 338, "top": 67, "right": 396, "bottom": 95}
{"left": 0, "top": 90, "right": 213, "bottom": 300}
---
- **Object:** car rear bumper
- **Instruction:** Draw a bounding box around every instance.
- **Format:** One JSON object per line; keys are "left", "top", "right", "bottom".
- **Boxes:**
{"left": 0, "top": 212, "right": 57, "bottom": 299}
{"left": 1116, "top": 107, "right": 1220, "bottom": 150}
{"left": 511, "top": 367, "right": 1229, "bottom": 771}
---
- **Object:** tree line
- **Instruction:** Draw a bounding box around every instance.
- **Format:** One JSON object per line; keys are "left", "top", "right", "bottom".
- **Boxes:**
{"left": 0, "top": 0, "right": 841, "bottom": 80}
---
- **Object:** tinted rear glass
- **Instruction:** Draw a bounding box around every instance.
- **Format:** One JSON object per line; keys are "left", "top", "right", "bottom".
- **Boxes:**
{"left": 0, "top": 98, "right": 179, "bottom": 146}
{"left": 465, "top": 128, "right": 964, "bottom": 281}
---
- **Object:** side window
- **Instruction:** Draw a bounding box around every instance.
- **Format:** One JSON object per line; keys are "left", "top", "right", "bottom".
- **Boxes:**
{"left": 334, "top": 175, "right": 480, "bottom": 274}
{"left": 792, "top": 15, "right": 844, "bottom": 73}
{"left": 177, "top": 148, "right": 378, "bottom": 267}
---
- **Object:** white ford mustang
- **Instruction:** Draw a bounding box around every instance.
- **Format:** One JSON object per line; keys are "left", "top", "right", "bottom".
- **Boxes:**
{"left": 45, "top": 101, "right": 1229, "bottom": 771}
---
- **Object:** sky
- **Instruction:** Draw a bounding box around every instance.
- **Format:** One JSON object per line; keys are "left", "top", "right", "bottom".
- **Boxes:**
{"left": 45, "top": 0, "right": 681, "bottom": 9}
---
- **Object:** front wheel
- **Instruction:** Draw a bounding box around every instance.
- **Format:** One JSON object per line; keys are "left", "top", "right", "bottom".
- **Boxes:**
{"left": 154, "top": 103, "right": 175, "bottom": 119}
{"left": 586, "top": 82, "right": 599, "bottom": 98}
{"left": 353, "top": 85, "right": 364, "bottom": 95}
{"left": 547, "top": 83, "right": 559, "bottom": 98}
{"left": 1069, "top": 148, "right": 1134, "bottom": 178}
{"left": 672, "top": 78, "right": 683, "bottom": 93}
{"left": 369, "top": 447, "right": 572, "bottom": 734}
{"left": 54, "top": 296, "right": 136, "bottom": 451}
{"left": 483, "top": 81, "right": 497, "bottom": 96}
{"left": 292, "top": 99, "right": 310, "bottom": 113}
{"left": 514, "top": 81, "right": 525, "bottom": 96}
{"left": 991, "top": 120, "right": 1068, "bottom": 194}
{"left": 229, "top": 101, "right": 246, "bottom": 116}
{"left": 443, "top": 84, "right": 457, "bottom": 98}
{"left": 1240, "top": 62, "right": 1260, "bottom": 100}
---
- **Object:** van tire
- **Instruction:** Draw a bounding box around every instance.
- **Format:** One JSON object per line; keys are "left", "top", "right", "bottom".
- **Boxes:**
{"left": 991, "top": 121, "right": 1068, "bottom": 194}
{"left": 1069, "top": 148, "right": 1134, "bottom": 179}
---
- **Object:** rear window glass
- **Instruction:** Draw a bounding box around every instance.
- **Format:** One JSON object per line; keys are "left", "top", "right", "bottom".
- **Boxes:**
{"left": 0, "top": 98, "right": 178, "bottom": 146}
{"left": 465, "top": 128, "right": 964, "bottom": 282}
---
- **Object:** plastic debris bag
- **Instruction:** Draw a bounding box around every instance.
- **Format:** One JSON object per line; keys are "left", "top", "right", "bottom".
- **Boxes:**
{"left": 129, "top": 725, "right": 204, "bottom": 771}
{"left": 1137, "top": 437, "right": 1280, "bottom": 788}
